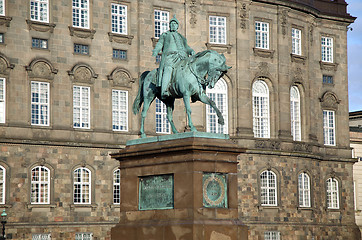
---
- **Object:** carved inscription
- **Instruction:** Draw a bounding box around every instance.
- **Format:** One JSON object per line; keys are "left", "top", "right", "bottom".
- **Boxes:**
{"left": 139, "top": 174, "right": 174, "bottom": 210}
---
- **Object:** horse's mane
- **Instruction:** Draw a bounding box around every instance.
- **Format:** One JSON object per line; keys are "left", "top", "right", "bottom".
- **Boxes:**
{"left": 189, "top": 50, "right": 214, "bottom": 64}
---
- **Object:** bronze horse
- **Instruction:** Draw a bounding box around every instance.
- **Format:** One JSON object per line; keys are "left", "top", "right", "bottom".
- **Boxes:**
{"left": 133, "top": 50, "right": 231, "bottom": 138}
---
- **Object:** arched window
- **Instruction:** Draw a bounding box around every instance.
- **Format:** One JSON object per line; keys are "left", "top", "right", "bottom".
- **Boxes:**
{"left": 0, "top": 166, "right": 5, "bottom": 204}
{"left": 323, "top": 110, "right": 335, "bottom": 146}
{"left": 326, "top": 178, "right": 339, "bottom": 209}
{"left": 73, "top": 167, "right": 91, "bottom": 204}
{"left": 298, "top": 172, "right": 310, "bottom": 207}
{"left": 260, "top": 170, "right": 277, "bottom": 206}
{"left": 206, "top": 78, "right": 228, "bottom": 134}
{"left": 252, "top": 80, "right": 270, "bottom": 138}
{"left": 31, "top": 166, "right": 50, "bottom": 204}
{"left": 113, "top": 169, "right": 120, "bottom": 204}
{"left": 290, "top": 86, "right": 301, "bottom": 141}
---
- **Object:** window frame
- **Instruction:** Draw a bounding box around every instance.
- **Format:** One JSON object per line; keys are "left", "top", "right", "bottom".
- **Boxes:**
{"left": 30, "top": 166, "right": 50, "bottom": 204}
{"left": 111, "top": 3, "right": 127, "bottom": 35}
{"left": 290, "top": 86, "right": 301, "bottom": 141}
{"left": 298, "top": 172, "right": 311, "bottom": 208}
{"left": 0, "top": 0, "right": 5, "bottom": 16}
{"left": 323, "top": 110, "right": 336, "bottom": 146}
{"left": 326, "top": 177, "right": 340, "bottom": 209}
{"left": 112, "top": 49, "right": 127, "bottom": 60}
{"left": 209, "top": 15, "right": 227, "bottom": 45}
{"left": 113, "top": 168, "right": 120, "bottom": 205}
{"left": 321, "top": 36, "right": 333, "bottom": 63}
{"left": 155, "top": 98, "right": 170, "bottom": 134}
{"left": 31, "top": 81, "right": 50, "bottom": 126}
{"left": 112, "top": 89, "right": 128, "bottom": 132}
{"left": 252, "top": 80, "right": 270, "bottom": 138}
{"left": 0, "top": 78, "right": 5, "bottom": 123}
{"left": 32, "top": 38, "right": 48, "bottom": 49}
{"left": 32, "top": 233, "right": 51, "bottom": 240}
{"left": 73, "top": 167, "right": 91, "bottom": 205}
{"left": 255, "top": 21, "right": 269, "bottom": 50}
{"left": 72, "top": 0, "right": 90, "bottom": 29}
{"left": 30, "top": 0, "right": 49, "bottom": 23}
{"left": 292, "top": 28, "right": 302, "bottom": 55}
{"left": 154, "top": 9, "right": 169, "bottom": 38}
{"left": 74, "top": 43, "right": 89, "bottom": 55}
{"left": 206, "top": 78, "right": 228, "bottom": 134}
{"left": 264, "top": 231, "right": 280, "bottom": 240}
{"left": 260, "top": 170, "right": 278, "bottom": 206}
{"left": 73, "top": 85, "right": 90, "bottom": 129}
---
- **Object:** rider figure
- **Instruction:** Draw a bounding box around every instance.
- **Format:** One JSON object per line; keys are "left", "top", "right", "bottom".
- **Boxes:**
{"left": 152, "top": 15, "right": 195, "bottom": 99}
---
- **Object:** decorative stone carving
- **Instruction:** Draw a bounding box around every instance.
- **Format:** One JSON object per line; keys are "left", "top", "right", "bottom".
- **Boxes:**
{"left": 255, "top": 62, "right": 271, "bottom": 79}
{"left": 108, "top": 32, "right": 134, "bottom": 45}
{"left": 107, "top": 68, "right": 134, "bottom": 88}
{"left": 0, "top": 53, "right": 14, "bottom": 75}
{"left": 319, "top": 61, "right": 338, "bottom": 71}
{"left": 253, "top": 48, "right": 275, "bottom": 59}
{"left": 25, "top": 58, "right": 58, "bottom": 80}
{"left": 69, "top": 26, "right": 96, "bottom": 39}
{"left": 239, "top": 2, "right": 248, "bottom": 30}
{"left": 26, "top": 20, "right": 56, "bottom": 33}
{"left": 291, "top": 54, "right": 306, "bottom": 64}
{"left": 280, "top": 10, "right": 288, "bottom": 36}
{"left": 205, "top": 43, "right": 232, "bottom": 54}
{"left": 319, "top": 91, "right": 340, "bottom": 110}
{"left": 189, "top": 0, "right": 197, "bottom": 28}
{"left": 293, "top": 142, "right": 312, "bottom": 153}
{"left": 68, "top": 63, "right": 98, "bottom": 84}
{"left": 255, "top": 140, "right": 281, "bottom": 150}
{"left": 292, "top": 67, "right": 303, "bottom": 83}
{"left": 0, "top": 16, "right": 12, "bottom": 27}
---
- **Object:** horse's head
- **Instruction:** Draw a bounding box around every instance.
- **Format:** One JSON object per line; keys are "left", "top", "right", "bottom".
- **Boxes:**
{"left": 207, "top": 52, "right": 231, "bottom": 88}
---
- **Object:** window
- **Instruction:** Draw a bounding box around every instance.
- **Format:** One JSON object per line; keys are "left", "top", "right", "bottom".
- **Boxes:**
{"left": 260, "top": 170, "right": 277, "bottom": 206}
{"left": 112, "top": 90, "right": 128, "bottom": 131}
{"left": 74, "top": 44, "right": 89, "bottom": 55}
{"left": 264, "top": 231, "right": 280, "bottom": 240}
{"left": 326, "top": 178, "right": 339, "bottom": 209}
{"left": 0, "top": 33, "right": 4, "bottom": 43}
{"left": 112, "top": 49, "right": 127, "bottom": 60}
{"left": 73, "top": 167, "right": 91, "bottom": 204}
{"left": 113, "top": 169, "right": 120, "bottom": 204}
{"left": 0, "top": 0, "right": 4, "bottom": 16}
{"left": 0, "top": 166, "right": 5, "bottom": 204}
{"left": 31, "top": 81, "right": 49, "bottom": 126}
{"left": 323, "top": 75, "right": 333, "bottom": 84}
{"left": 321, "top": 36, "right": 333, "bottom": 63}
{"left": 32, "top": 234, "right": 51, "bottom": 240}
{"left": 72, "top": 0, "right": 89, "bottom": 29}
{"left": 75, "top": 233, "right": 93, "bottom": 240}
{"left": 111, "top": 3, "right": 127, "bottom": 35}
{"left": 31, "top": 166, "right": 50, "bottom": 204}
{"left": 323, "top": 110, "right": 335, "bottom": 146}
{"left": 154, "top": 9, "right": 169, "bottom": 38}
{"left": 255, "top": 21, "right": 269, "bottom": 49}
{"left": 209, "top": 16, "right": 226, "bottom": 44}
{"left": 30, "top": 0, "right": 49, "bottom": 23}
{"left": 290, "top": 86, "right": 301, "bottom": 141}
{"left": 73, "top": 86, "right": 90, "bottom": 129}
{"left": 0, "top": 78, "right": 5, "bottom": 123}
{"left": 32, "top": 38, "right": 48, "bottom": 49}
{"left": 155, "top": 55, "right": 161, "bottom": 64}
{"left": 292, "top": 28, "right": 301, "bottom": 55}
{"left": 206, "top": 78, "right": 228, "bottom": 134}
{"left": 155, "top": 98, "right": 170, "bottom": 134}
{"left": 298, "top": 172, "right": 310, "bottom": 207}
{"left": 252, "top": 80, "right": 270, "bottom": 138}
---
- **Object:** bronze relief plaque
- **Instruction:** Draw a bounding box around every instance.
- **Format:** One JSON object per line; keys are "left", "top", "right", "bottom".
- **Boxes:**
{"left": 139, "top": 174, "right": 174, "bottom": 210}
{"left": 203, "top": 173, "right": 227, "bottom": 208}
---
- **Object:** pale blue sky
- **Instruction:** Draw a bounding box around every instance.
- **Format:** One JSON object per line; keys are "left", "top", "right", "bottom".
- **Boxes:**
{"left": 348, "top": 0, "right": 362, "bottom": 112}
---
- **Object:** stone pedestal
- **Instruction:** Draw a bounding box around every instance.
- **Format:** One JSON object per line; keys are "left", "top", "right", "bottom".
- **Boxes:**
{"left": 111, "top": 134, "right": 248, "bottom": 240}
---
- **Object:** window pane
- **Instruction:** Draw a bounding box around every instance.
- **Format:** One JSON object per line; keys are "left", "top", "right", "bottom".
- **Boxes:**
{"left": 252, "top": 80, "right": 269, "bottom": 138}
{"left": 73, "top": 86, "right": 90, "bottom": 129}
{"left": 154, "top": 10, "right": 169, "bottom": 38}
{"left": 209, "top": 16, "right": 226, "bottom": 44}
{"left": 31, "top": 166, "right": 50, "bottom": 204}
{"left": 31, "top": 81, "right": 49, "bottom": 126}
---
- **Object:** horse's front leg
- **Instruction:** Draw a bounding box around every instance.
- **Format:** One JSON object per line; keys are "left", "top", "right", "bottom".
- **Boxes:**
{"left": 199, "top": 93, "right": 224, "bottom": 125}
{"left": 166, "top": 103, "right": 178, "bottom": 134}
{"left": 183, "top": 95, "right": 197, "bottom": 132}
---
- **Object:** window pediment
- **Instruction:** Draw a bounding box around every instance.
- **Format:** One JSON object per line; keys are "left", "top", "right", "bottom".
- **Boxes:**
{"left": 107, "top": 68, "right": 134, "bottom": 88}
{"left": 68, "top": 63, "right": 98, "bottom": 84}
{"left": 25, "top": 58, "right": 58, "bottom": 80}
{"left": 0, "top": 53, "right": 14, "bottom": 76}
{"left": 319, "top": 91, "right": 340, "bottom": 110}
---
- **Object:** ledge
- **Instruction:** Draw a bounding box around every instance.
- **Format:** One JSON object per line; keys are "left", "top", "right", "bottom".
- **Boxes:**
{"left": 69, "top": 26, "right": 96, "bottom": 39}
{"left": 205, "top": 43, "right": 232, "bottom": 54}
{"left": 26, "top": 20, "right": 56, "bottom": 33}
{"left": 253, "top": 48, "right": 275, "bottom": 58}
{"left": 319, "top": 61, "right": 338, "bottom": 71}
{"left": 70, "top": 203, "right": 98, "bottom": 211}
{"left": 0, "top": 16, "right": 12, "bottom": 27}
{"left": 291, "top": 54, "right": 306, "bottom": 64}
{"left": 108, "top": 32, "right": 134, "bottom": 45}
{"left": 27, "top": 204, "right": 56, "bottom": 210}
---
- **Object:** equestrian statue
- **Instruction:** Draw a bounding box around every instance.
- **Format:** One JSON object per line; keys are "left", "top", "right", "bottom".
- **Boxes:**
{"left": 133, "top": 15, "right": 231, "bottom": 138}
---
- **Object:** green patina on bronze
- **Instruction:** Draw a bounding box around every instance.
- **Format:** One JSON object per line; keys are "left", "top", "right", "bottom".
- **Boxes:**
{"left": 139, "top": 174, "right": 174, "bottom": 210}
{"left": 203, "top": 173, "right": 228, "bottom": 208}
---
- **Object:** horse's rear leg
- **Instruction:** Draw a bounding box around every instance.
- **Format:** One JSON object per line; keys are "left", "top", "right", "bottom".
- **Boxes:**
{"left": 140, "top": 97, "right": 153, "bottom": 138}
{"left": 166, "top": 101, "right": 178, "bottom": 134}
{"left": 183, "top": 95, "right": 197, "bottom": 132}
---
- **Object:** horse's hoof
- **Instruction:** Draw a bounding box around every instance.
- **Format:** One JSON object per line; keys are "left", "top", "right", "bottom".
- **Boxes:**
{"left": 141, "top": 133, "right": 147, "bottom": 138}
{"left": 191, "top": 128, "right": 197, "bottom": 132}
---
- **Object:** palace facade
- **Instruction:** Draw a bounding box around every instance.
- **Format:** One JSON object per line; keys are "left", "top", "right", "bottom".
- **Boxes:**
{"left": 0, "top": 0, "right": 357, "bottom": 239}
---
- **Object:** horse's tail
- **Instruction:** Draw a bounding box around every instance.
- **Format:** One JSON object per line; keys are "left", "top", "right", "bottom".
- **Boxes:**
{"left": 133, "top": 71, "right": 150, "bottom": 115}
